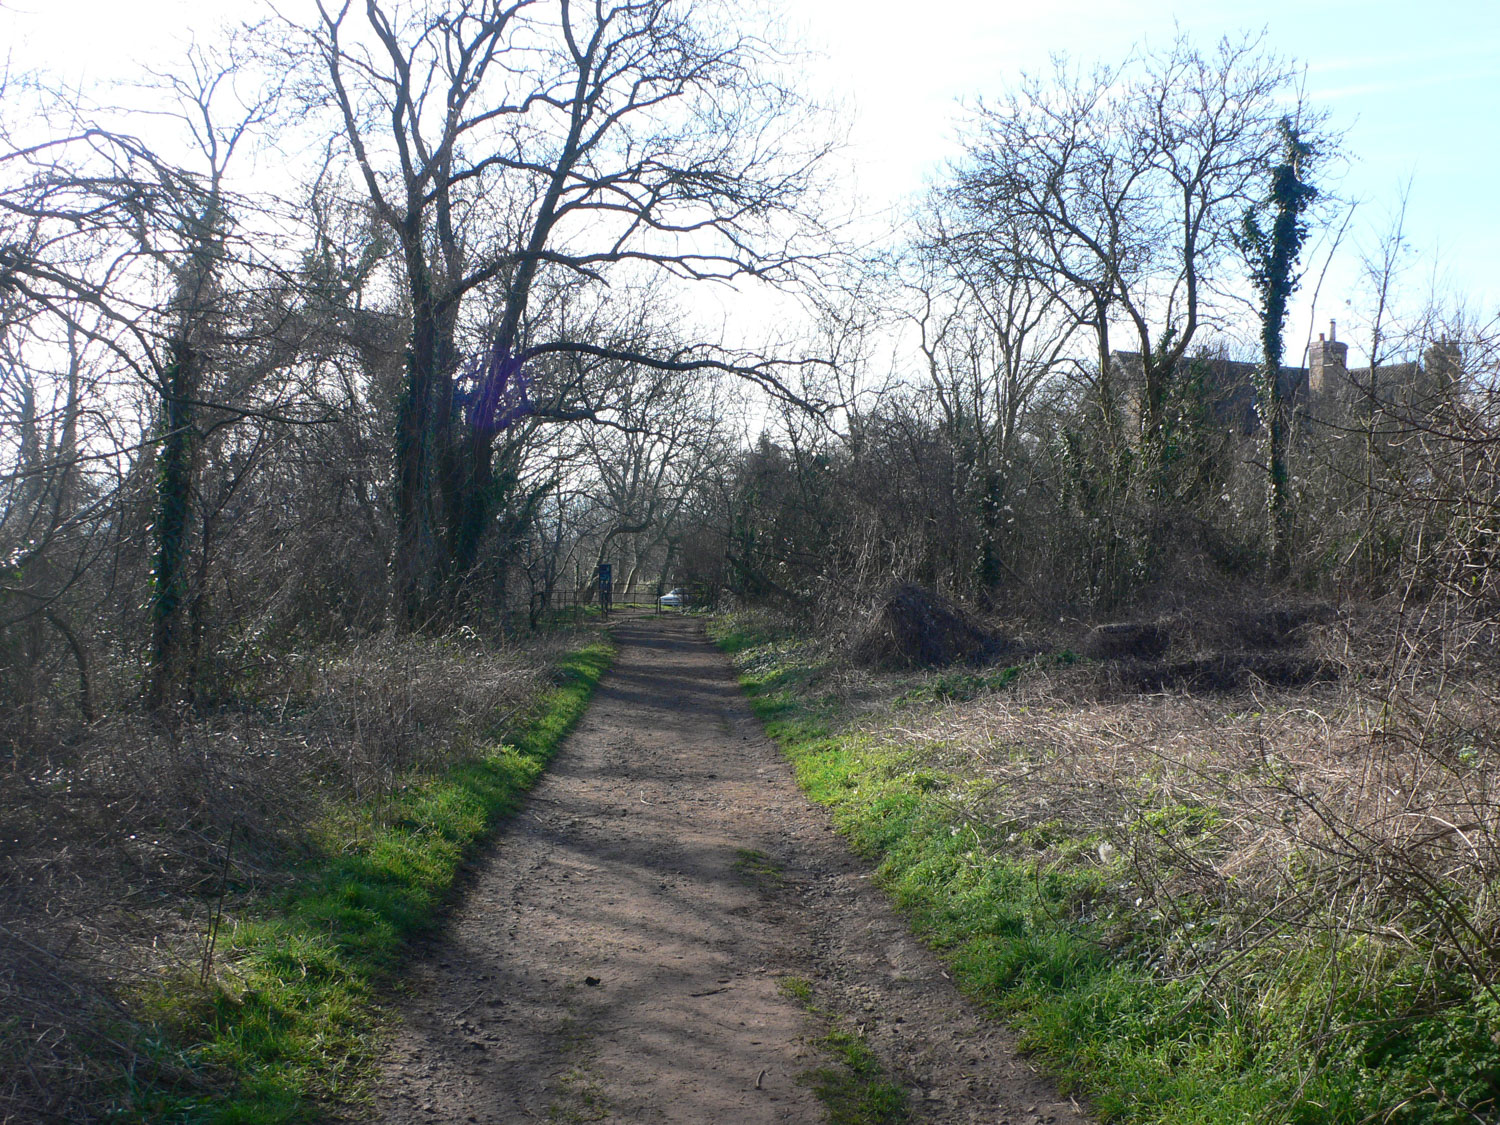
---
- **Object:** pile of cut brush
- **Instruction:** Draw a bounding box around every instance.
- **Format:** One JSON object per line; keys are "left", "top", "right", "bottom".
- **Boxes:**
{"left": 849, "top": 583, "right": 1336, "bottom": 694}
{"left": 1078, "top": 601, "right": 1338, "bottom": 692}
{"left": 851, "top": 583, "right": 1010, "bottom": 668}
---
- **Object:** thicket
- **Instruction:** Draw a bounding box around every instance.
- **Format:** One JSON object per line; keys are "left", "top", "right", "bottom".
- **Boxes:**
{"left": 696, "top": 323, "right": 1497, "bottom": 619}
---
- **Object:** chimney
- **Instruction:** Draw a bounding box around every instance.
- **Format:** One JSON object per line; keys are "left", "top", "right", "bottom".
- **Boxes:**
{"left": 1309, "top": 320, "right": 1349, "bottom": 398}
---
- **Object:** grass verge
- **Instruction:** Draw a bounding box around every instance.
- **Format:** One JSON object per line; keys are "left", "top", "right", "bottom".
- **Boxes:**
{"left": 710, "top": 612, "right": 1500, "bottom": 1125}
{"left": 120, "top": 639, "right": 614, "bottom": 1124}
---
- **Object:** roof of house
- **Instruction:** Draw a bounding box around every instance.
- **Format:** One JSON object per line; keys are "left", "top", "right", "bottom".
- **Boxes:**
{"left": 1111, "top": 349, "right": 1434, "bottom": 435}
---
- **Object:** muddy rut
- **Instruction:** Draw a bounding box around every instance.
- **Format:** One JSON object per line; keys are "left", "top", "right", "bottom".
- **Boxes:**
{"left": 368, "top": 615, "right": 1091, "bottom": 1125}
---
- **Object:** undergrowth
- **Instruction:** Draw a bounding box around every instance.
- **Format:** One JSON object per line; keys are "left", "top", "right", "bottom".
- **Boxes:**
{"left": 107, "top": 638, "right": 613, "bottom": 1123}
{"left": 710, "top": 611, "right": 1500, "bottom": 1125}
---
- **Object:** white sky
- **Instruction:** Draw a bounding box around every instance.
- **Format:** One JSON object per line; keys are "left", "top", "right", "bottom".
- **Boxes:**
{"left": 4, "top": 0, "right": 1498, "bottom": 366}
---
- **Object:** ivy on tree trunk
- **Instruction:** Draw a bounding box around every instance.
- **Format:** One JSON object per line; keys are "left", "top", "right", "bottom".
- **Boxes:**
{"left": 149, "top": 344, "right": 197, "bottom": 709}
{"left": 1238, "top": 117, "right": 1319, "bottom": 575}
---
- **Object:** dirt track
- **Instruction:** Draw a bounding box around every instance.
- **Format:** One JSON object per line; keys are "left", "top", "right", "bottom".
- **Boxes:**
{"left": 368, "top": 614, "right": 1092, "bottom": 1124}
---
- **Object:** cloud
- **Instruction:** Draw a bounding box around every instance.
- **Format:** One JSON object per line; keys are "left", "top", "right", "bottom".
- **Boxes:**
{"left": 1313, "top": 66, "right": 1500, "bottom": 103}
{"left": 1307, "top": 41, "right": 1500, "bottom": 78}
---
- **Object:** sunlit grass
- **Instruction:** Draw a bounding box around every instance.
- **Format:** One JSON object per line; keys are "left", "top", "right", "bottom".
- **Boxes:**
{"left": 711, "top": 611, "right": 1500, "bottom": 1125}
{"left": 122, "top": 640, "right": 613, "bottom": 1124}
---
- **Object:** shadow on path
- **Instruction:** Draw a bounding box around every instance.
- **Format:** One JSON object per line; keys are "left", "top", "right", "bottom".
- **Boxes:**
{"left": 367, "top": 615, "right": 1094, "bottom": 1125}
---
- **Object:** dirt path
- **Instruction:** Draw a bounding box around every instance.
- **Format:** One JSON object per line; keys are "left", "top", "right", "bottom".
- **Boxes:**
{"left": 368, "top": 615, "right": 1092, "bottom": 1125}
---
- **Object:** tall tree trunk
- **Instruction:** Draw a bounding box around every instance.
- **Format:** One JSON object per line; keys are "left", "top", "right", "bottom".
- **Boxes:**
{"left": 1240, "top": 119, "right": 1316, "bottom": 576}
{"left": 147, "top": 182, "right": 226, "bottom": 707}
{"left": 1261, "top": 367, "right": 1292, "bottom": 573}
{"left": 148, "top": 340, "right": 197, "bottom": 709}
{"left": 393, "top": 241, "right": 460, "bottom": 627}
{"left": 393, "top": 331, "right": 431, "bottom": 627}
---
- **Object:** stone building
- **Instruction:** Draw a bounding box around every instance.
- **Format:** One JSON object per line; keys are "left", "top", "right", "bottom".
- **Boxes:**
{"left": 1111, "top": 321, "right": 1455, "bottom": 436}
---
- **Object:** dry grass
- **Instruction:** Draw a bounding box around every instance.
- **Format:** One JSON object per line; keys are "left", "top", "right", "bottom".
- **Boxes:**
{"left": 0, "top": 630, "right": 563, "bottom": 1124}
{"left": 861, "top": 625, "right": 1500, "bottom": 1016}
{"left": 781, "top": 587, "right": 1500, "bottom": 1008}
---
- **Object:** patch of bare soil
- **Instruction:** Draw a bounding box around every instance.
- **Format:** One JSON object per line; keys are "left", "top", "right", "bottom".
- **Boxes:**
{"left": 366, "top": 615, "right": 1092, "bottom": 1125}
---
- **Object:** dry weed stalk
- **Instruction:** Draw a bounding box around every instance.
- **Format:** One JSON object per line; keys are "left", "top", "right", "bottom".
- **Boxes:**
{"left": 866, "top": 657, "right": 1500, "bottom": 1006}
{"left": 0, "top": 631, "right": 554, "bottom": 1123}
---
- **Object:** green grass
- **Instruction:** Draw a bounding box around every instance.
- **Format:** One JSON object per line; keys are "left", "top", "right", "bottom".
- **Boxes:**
{"left": 777, "top": 977, "right": 910, "bottom": 1125}
{"left": 779, "top": 975, "right": 815, "bottom": 1004}
{"left": 733, "top": 846, "right": 785, "bottom": 887}
{"left": 802, "top": 1026, "right": 911, "bottom": 1125}
{"left": 119, "top": 639, "right": 614, "bottom": 1124}
{"left": 710, "top": 612, "right": 1500, "bottom": 1125}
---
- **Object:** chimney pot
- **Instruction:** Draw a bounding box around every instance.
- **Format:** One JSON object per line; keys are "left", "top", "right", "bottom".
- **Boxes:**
{"left": 1310, "top": 321, "right": 1349, "bottom": 401}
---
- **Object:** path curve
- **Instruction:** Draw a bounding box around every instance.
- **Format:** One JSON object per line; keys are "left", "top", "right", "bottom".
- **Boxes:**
{"left": 368, "top": 615, "right": 1092, "bottom": 1125}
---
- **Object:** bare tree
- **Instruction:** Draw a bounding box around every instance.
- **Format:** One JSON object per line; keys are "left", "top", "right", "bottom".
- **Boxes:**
{"left": 950, "top": 35, "right": 1301, "bottom": 470}
{"left": 1353, "top": 190, "right": 1413, "bottom": 582}
{"left": 900, "top": 206, "right": 1078, "bottom": 591}
{"left": 0, "top": 83, "right": 194, "bottom": 708}
{"left": 290, "top": 0, "right": 829, "bottom": 625}
{"left": 578, "top": 354, "right": 730, "bottom": 590}
{"left": 138, "top": 39, "right": 290, "bottom": 706}
{"left": 0, "top": 37, "right": 339, "bottom": 708}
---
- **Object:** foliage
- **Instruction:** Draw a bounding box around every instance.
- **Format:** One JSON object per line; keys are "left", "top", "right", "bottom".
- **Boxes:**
{"left": 1237, "top": 117, "right": 1321, "bottom": 570}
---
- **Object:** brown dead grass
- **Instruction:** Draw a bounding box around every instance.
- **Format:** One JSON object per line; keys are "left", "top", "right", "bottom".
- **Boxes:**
{"left": 856, "top": 615, "right": 1500, "bottom": 1003}
{"left": 0, "top": 630, "right": 566, "bottom": 1124}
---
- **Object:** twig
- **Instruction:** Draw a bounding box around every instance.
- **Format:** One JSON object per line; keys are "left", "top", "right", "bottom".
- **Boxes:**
{"left": 199, "top": 822, "right": 234, "bottom": 988}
